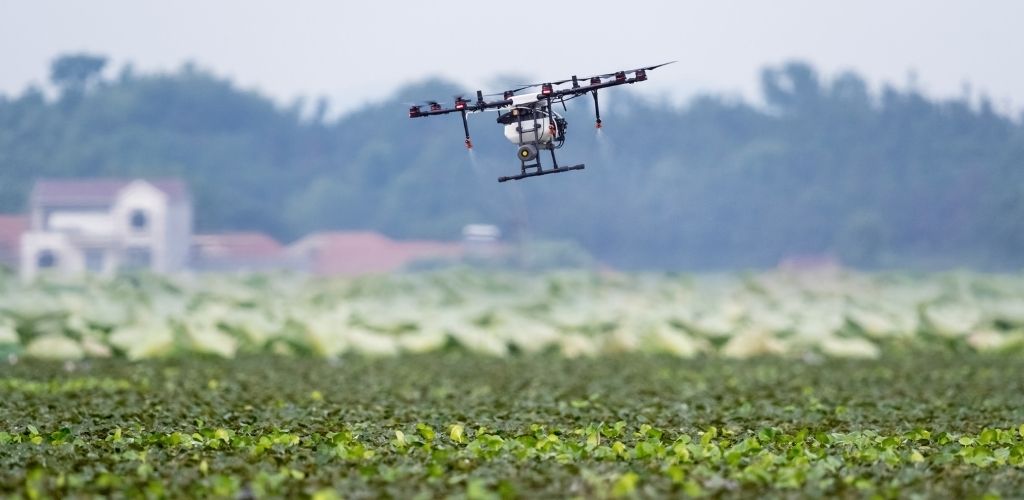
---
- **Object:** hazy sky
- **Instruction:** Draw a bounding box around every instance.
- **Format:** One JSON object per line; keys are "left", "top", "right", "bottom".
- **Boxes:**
{"left": 2, "top": 1, "right": 1022, "bottom": 115}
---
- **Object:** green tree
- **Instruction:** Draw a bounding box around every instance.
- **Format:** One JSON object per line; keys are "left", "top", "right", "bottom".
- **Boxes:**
{"left": 50, "top": 53, "right": 107, "bottom": 95}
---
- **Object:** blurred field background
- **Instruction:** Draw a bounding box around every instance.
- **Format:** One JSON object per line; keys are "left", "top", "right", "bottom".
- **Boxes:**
{"left": 3, "top": 269, "right": 1024, "bottom": 362}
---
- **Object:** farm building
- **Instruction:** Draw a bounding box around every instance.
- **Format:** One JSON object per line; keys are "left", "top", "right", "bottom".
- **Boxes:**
{"left": 8, "top": 178, "right": 495, "bottom": 278}
{"left": 19, "top": 178, "right": 193, "bottom": 280}
{"left": 287, "top": 231, "right": 464, "bottom": 276}
{"left": 191, "top": 231, "right": 292, "bottom": 272}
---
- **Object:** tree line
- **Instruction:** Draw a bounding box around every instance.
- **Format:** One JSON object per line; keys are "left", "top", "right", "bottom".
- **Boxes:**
{"left": 0, "top": 54, "right": 1021, "bottom": 270}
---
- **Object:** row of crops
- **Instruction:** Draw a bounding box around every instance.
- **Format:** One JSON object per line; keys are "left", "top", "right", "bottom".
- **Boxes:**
{"left": 7, "top": 419, "right": 1024, "bottom": 497}
{"left": 1, "top": 268, "right": 1023, "bottom": 360}
{"left": 4, "top": 354, "right": 1024, "bottom": 497}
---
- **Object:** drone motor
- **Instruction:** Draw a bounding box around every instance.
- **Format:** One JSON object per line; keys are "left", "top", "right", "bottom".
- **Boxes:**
{"left": 517, "top": 144, "right": 538, "bottom": 162}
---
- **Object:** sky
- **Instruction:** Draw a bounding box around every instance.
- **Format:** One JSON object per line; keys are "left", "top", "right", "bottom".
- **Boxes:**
{"left": 2, "top": 0, "right": 1023, "bottom": 116}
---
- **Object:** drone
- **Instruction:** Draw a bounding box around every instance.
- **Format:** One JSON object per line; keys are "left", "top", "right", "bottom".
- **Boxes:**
{"left": 408, "top": 62, "right": 674, "bottom": 182}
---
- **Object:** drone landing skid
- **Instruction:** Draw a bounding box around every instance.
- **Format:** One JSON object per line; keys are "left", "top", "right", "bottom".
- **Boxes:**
{"left": 499, "top": 164, "right": 584, "bottom": 183}
{"left": 499, "top": 144, "right": 584, "bottom": 183}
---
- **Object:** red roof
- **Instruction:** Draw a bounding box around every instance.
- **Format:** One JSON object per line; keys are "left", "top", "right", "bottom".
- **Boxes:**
{"left": 0, "top": 214, "right": 27, "bottom": 263}
{"left": 193, "top": 232, "right": 285, "bottom": 260}
{"left": 293, "top": 231, "right": 463, "bottom": 276}
{"left": 31, "top": 178, "right": 190, "bottom": 206}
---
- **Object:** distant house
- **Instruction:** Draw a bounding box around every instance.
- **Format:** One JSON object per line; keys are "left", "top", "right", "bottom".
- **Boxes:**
{"left": 777, "top": 254, "right": 841, "bottom": 272}
{"left": 461, "top": 223, "right": 505, "bottom": 260}
{"left": 20, "top": 179, "right": 192, "bottom": 280}
{"left": 191, "top": 232, "right": 290, "bottom": 272}
{"left": 0, "top": 214, "right": 28, "bottom": 270}
{"left": 287, "top": 231, "right": 464, "bottom": 276}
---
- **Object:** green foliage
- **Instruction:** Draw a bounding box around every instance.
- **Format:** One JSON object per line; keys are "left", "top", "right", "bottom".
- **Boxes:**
{"left": 2, "top": 353, "right": 1024, "bottom": 497}
{"left": 49, "top": 53, "right": 107, "bottom": 94}
{"left": 2, "top": 57, "right": 1023, "bottom": 270}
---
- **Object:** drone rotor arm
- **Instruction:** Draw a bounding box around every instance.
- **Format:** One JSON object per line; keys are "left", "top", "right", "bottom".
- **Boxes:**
{"left": 410, "top": 98, "right": 513, "bottom": 118}
{"left": 540, "top": 61, "right": 675, "bottom": 100}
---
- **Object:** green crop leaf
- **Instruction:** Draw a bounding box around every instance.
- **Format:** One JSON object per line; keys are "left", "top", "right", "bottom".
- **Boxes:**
{"left": 701, "top": 427, "right": 718, "bottom": 447}
{"left": 449, "top": 424, "right": 465, "bottom": 444}
{"left": 417, "top": 423, "right": 436, "bottom": 442}
{"left": 311, "top": 489, "right": 339, "bottom": 500}
{"left": 671, "top": 441, "right": 691, "bottom": 461}
{"left": 612, "top": 441, "right": 627, "bottom": 457}
{"left": 683, "top": 479, "right": 705, "bottom": 497}
{"left": 394, "top": 430, "right": 408, "bottom": 447}
{"left": 611, "top": 471, "right": 640, "bottom": 497}
{"left": 994, "top": 447, "right": 1011, "bottom": 464}
{"left": 466, "top": 478, "right": 496, "bottom": 500}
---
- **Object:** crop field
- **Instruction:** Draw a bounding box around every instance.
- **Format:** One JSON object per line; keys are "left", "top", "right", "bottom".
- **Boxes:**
{"left": 4, "top": 354, "right": 1024, "bottom": 498}
{"left": 2, "top": 268, "right": 1024, "bottom": 360}
{"left": 2, "top": 269, "right": 1024, "bottom": 497}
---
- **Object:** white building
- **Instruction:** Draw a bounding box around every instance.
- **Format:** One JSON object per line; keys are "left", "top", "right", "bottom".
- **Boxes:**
{"left": 20, "top": 179, "right": 192, "bottom": 280}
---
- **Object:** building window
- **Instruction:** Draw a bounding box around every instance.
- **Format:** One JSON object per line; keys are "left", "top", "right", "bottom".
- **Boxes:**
{"left": 37, "top": 250, "right": 58, "bottom": 268}
{"left": 123, "top": 246, "right": 152, "bottom": 270}
{"left": 129, "top": 210, "right": 148, "bottom": 232}
{"left": 84, "top": 248, "right": 105, "bottom": 272}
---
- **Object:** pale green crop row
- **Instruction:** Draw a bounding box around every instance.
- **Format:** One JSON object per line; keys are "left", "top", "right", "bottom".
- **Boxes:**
{"left": 1, "top": 269, "right": 1023, "bottom": 360}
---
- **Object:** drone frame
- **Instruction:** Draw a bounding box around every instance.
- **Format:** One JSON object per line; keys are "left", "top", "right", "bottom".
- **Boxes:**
{"left": 499, "top": 98, "right": 584, "bottom": 183}
{"left": 407, "top": 62, "right": 674, "bottom": 183}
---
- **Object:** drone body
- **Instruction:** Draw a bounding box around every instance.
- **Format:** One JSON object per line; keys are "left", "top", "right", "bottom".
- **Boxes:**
{"left": 408, "top": 62, "right": 674, "bottom": 182}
